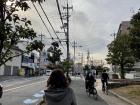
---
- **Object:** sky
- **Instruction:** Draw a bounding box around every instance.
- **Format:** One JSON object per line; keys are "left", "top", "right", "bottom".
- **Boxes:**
{"left": 17, "top": 0, "right": 140, "bottom": 64}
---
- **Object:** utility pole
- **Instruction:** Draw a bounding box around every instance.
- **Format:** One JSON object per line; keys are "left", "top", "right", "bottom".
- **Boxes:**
{"left": 73, "top": 41, "right": 77, "bottom": 64}
{"left": 111, "top": 33, "right": 116, "bottom": 73}
{"left": 67, "top": 3, "right": 70, "bottom": 74}
{"left": 81, "top": 53, "right": 84, "bottom": 65}
{"left": 38, "top": 34, "right": 44, "bottom": 75}
{"left": 87, "top": 50, "right": 90, "bottom": 65}
{"left": 72, "top": 41, "right": 82, "bottom": 64}
{"left": 63, "top": 2, "right": 73, "bottom": 76}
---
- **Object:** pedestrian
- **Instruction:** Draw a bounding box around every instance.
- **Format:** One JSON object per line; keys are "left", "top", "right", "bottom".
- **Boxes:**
{"left": 44, "top": 69, "right": 77, "bottom": 105}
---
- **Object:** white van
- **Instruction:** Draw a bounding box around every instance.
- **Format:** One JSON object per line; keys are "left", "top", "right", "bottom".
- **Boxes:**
{"left": 46, "top": 70, "right": 52, "bottom": 76}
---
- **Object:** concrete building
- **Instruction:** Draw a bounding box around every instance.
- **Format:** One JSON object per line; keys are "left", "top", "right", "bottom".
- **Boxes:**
{"left": 74, "top": 63, "right": 83, "bottom": 75}
{"left": 0, "top": 47, "right": 22, "bottom": 76}
{"left": 118, "top": 21, "right": 130, "bottom": 35}
{"left": 21, "top": 53, "right": 36, "bottom": 76}
{"left": 117, "top": 21, "right": 140, "bottom": 79}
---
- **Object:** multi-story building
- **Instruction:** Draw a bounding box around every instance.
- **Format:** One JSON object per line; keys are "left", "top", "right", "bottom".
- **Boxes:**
{"left": 21, "top": 53, "right": 36, "bottom": 76}
{"left": 117, "top": 21, "right": 140, "bottom": 78}
{"left": 117, "top": 21, "right": 130, "bottom": 35}
{"left": 0, "top": 46, "right": 50, "bottom": 76}
{"left": 0, "top": 47, "right": 22, "bottom": 76}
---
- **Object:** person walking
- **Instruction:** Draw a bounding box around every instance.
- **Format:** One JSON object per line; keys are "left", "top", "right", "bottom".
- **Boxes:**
{"left": 44, "top": 69, "right": 77, "bottom": 105}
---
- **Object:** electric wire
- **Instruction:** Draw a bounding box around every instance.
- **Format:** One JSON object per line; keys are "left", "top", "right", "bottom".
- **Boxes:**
{"left": 55, "top": 0, "right": 67, "bottom": 35}
{"left": 39, "top": 3, "right": 65, "bottom": 50}
{"left": 32, "top": 2, "right": 55, "bottom": 41}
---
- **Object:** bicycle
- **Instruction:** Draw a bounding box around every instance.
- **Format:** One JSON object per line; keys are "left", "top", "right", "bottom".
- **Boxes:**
{"left": 102, "top": 82, "right": 108, "bottom": 95}
{"left": 86, "top": 82, "right": 98, "bottom": 100}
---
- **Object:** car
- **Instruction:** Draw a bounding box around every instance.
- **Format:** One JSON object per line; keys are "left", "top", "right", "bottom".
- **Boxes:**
{"left": 46, "top": 70, "right": 52, "bottom": 76}
{"left": 0, "top": 84, "right": 3, "bottom": 98}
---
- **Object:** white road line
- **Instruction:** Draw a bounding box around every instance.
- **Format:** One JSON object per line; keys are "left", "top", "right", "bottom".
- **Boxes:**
{"left": 2, "top": 76, "right": 48, "bottom": 88}
{"left": 4, "top": 80, "right": 46, "bottom": 92}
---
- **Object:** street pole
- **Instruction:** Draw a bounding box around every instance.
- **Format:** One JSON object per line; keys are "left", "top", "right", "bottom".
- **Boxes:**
{"left": 38, "top": 34, "right": 44, "bottom": 75}
{"left": 87, "top": 50, "right": 90, "bottom": 65}
{"left": 73, "top": 41, "right": 77, "bottom": 64}
{"left": 66, "top": 3, "right": 70, "bottom": 76}
{"left": 111, "top": 33, "right": 116, "bottom": 73}
{"left": 63, "top": 2, "right": 73, "bottom": 76}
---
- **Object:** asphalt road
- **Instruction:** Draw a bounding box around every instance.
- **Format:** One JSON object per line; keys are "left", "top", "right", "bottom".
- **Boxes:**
{"left": 0, "top": 76, "right": 48, "bottom": 105}
{"left": 0, "top": 76, "right": 129, "bottom": 105}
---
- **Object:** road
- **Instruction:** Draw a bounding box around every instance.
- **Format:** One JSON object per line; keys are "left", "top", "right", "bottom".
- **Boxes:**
{"left": 0, "top": 76, "right": 129, "bottom": 105}
{"left": 0, "top": 76, "right": 48, "bottom": 105}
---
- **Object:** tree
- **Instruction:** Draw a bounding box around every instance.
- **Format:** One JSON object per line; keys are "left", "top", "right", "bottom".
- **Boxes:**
{"left": 47, "top": 41, "right": 63, "bottom": 65}
{"left": 61, "top": 59, "right": 74, "bottom": 73}
{"left": 129, "top": 10, "right": 140, "bottom": 61}
{"left": 0, "top": 0, "right": 45, "bottom": 66}
{"left": 106, "top": 34, "right": 135, "bottom": 79}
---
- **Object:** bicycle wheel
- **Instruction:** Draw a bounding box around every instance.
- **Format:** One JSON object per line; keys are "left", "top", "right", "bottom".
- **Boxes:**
{"left": 105, "top": 86, "right": 108, "bottom": 95}
{"left": 93, "top": 88, "right": 98, "bottom": 100}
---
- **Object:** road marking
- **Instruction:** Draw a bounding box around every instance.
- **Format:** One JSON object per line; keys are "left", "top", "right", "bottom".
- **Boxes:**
{"left": 33, "top": 93, "right": 44, "bottom": 98}
{"left": 23, "top": 99, "right": 39, "bottom": 104}
{"left": 4, "top": 80, "right": 46, "bottom": 92}
{"left": 40, "top": 90, "right": 44, "bottom": 93}
{"left": 23, "top": 90, "right": 44, "bottom": 104}
{"left": 1, "top": 76, "right": 47, "bottom": 88}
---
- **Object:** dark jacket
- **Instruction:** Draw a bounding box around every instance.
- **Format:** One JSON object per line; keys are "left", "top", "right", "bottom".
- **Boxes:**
{"left": 44, "top": 87, "right": 77, "bottom": 105}
{"left": 101, "top": 73, "right": 109, "bottom": 81}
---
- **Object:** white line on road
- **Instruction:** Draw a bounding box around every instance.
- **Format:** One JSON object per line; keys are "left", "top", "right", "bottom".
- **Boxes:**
{"left": 4, "top": 80, "right": 46, "bottom": 92}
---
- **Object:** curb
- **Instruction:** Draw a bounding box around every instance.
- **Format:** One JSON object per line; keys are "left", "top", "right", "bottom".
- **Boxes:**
{"left": 108, "top": 90, "right": 137, "bottom": 105}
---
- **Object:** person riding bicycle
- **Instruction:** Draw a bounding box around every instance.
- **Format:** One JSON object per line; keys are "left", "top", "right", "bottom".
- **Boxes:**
{"left": 85, "top": 72, "right": 96, "bottom": 92}
{"left": 101, "top": 70, "right": 109, "bottom": 91}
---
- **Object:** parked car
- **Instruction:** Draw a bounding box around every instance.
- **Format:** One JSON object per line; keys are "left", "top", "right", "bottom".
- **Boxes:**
{"left": 0, "top": 84, "right": 3, "bottom": 98}
{"left": 46, "top": 70, "right": 52, "bottom": 76}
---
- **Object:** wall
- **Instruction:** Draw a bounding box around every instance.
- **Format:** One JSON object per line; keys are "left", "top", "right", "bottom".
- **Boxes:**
{"left": 0, "top": 49, "right": 22, "bottom": 75}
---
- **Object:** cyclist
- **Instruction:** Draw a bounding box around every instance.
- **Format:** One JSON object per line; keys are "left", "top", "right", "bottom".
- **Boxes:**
{"left": 91, "top": 66, "right": 96, "bottom": 78}
{"left": 101, "top": 70, "right": 109, "bottom": 92}
{"left": 85, "top": 72, "right": 96, "bottom": 92}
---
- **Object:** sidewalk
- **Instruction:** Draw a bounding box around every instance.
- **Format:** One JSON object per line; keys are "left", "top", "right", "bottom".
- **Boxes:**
{"left": 96, "top": 79, "right": 129, "bottom": 105}
{"left": 70, "top": 77, "right": 129, "bottom": 105}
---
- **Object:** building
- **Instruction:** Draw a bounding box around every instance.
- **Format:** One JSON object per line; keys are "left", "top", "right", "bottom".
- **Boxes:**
{"left": 118, "top": 21, "right": 130, "bottom": 35}
{"left": 117, "top": 21, "right": 140, "bottom": 78}
{"left": 0, "top": 47, "right": 22, "bottom": 76}
{"left": 74, "top": 63, "right": 83, "bottom": 75}
{"left": 21, "top": 53, "right": 36, "bottom": 76}
{"left": 0, "top": 46, "right": 50, "bottom": 76}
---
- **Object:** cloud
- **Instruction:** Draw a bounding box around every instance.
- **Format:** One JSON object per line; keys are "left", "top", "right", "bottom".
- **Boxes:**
{"left": 18, "top": 0, "right": 140, "bottom": 62}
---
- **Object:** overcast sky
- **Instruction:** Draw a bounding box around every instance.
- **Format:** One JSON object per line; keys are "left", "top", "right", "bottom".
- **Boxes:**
{"left": 19, "top": 0, "right": 140, "bottom": 63}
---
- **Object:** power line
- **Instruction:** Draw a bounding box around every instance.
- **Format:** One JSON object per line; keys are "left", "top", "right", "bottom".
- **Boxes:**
{"left": 31, "top": 2, "right": 55, "bottom": 41}
{"left": 39, "top": 3, "right": 65, "bottom": 50}
{"left": 55, "top": 0, "right": 66, "bottom": 35}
